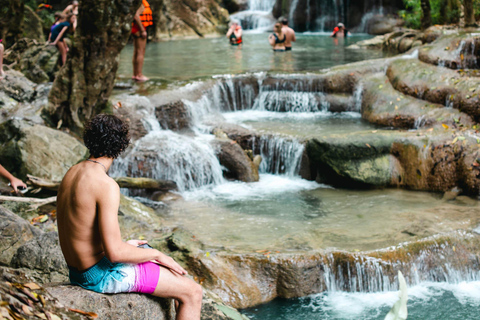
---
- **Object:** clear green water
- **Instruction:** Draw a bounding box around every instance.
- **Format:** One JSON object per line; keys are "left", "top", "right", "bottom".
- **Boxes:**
{"left": 117, "top": 33, "right": 386, "bottom": 81}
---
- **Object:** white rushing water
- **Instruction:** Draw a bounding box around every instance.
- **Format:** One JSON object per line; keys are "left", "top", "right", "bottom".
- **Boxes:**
{"left": 230, "top": 0, "right": 276, "bottom": 31}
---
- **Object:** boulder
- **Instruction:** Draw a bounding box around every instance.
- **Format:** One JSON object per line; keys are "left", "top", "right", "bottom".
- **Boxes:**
{"left": 155, "top": 100, "right": 191, "bottom": 131}
{"left": 0, "top": 119, "right": 88, "bottom": 180}
{"left": 325, "top": 94, "right": 355, "bottom": 112}
{"left": 0, "top": 205, "right": 41, "bottom": 266}
{"left": 365, "top": 15, "right": 404, "bottom": 35}
{"left": 47, "top": 285, "right": 175, "bottom": 320}
{"left": 4, "top": 39, "right": 60, "bottom": 84}
{"left": 347, "top": 35, "right": 385, "bottom": 50}
{"left": 11, "top": 232, "right": 68, "bottom": 283}
{"left": 0, "top": 70, "right": 36, "bottom": 102}
{"left": 212, "top": 138, "right": 259, "bottom": 182}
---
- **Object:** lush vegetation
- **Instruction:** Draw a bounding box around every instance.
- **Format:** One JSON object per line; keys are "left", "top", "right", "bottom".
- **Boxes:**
{"left": 400, "top": 0, "right": 479, "bottom": 28}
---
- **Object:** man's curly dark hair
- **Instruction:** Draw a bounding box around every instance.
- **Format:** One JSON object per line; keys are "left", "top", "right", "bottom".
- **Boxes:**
{"left": 83, "top": 114, "right": 130, "bottom": 159}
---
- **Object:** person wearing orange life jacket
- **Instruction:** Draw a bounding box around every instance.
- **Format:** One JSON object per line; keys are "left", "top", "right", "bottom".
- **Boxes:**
{"left": 132, "top": 0, "right": 153, "bottom": 82}
{"left": 226, "top": 21, "right": 243, "bottom": 46}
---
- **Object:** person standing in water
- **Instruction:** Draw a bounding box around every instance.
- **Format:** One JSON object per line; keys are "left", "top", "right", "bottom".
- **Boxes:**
{"left": 280, "top": 18, "right": 296, "bottom": 51}
{"left": 268, "top": 23, "right": 286, "bottom": 52}
{"left": 132, "top": 0, "right": 153, "bottom": 82}
{"left": 56, "top": 114, "right": 203, "bottom": 320}
{"left": 226, "top": 21, "right": 243, "bottom": 46}
{"left": 331, "top": 22, "right": 351, "bottom": 38}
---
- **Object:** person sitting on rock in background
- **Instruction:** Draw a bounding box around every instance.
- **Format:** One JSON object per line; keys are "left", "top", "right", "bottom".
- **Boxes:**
{"left": 49, "top": 13, "right": 75, "bottom": 66}
{"left": 132, "top": 0, "right": 153, "bottom": 82}
{"left": 0, "top": 39, "right": 4, "bottom": 79}
{"left": 0, "top": 163, "right": 27, "bottom": 193}
{"left": 280, "top": 17, "right": 296, "bottom": 51}
{"left": 269, "top": 22, "right": 287, "bottom": 52}
{"left": 226, "top": 21, "right": 243, "bottom": 46}
{"left": 331, "top": 22, "right": 351, "bottom": 38}
{"left": 56, "top": 114, "right": 203, "bottom": 320}
{"left": 63, "top": 0, "right": 79, "bottom": 30}
{"left": 47, "top": 12, "right": 64, "bottom": 44}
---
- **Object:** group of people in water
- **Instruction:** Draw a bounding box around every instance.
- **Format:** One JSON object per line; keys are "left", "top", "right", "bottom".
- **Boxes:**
{"left": 227, "top": 19, "right": 350, "bottom": 51}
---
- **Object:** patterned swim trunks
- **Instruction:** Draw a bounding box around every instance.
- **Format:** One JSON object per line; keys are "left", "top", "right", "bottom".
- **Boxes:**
{"left": 69, "top": 256, "right": 160, "bottom": 294}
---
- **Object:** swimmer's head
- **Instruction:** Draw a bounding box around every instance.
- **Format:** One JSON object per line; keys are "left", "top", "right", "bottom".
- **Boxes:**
{"left": 83, "top": 114, "right": 130, "bottom": 159}
{"left": 337, "top": 22, "right": 345, "bottom": 29}
{"left": 274, "top": 22, "right": 282, "bottom": 33}
{"left": 230, "top": 20, "right": 239, "bottom": 27}
{"left": 72, "top": 0, "right": 79, "bottom": 6}
{"left": 281, "top": 17, "right": 288, "bottom": 26}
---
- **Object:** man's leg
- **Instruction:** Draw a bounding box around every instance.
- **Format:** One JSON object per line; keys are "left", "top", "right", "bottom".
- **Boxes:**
{"left": 0, "top": 43, "right": 5, "bottom": 78}
{"left": 152, "top": 266, "right": 203, "bottom": 320}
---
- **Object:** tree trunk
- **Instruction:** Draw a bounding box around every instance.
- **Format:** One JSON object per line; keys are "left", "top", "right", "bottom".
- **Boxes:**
{"left": 46, "top": 0, "right": 141, "bottom": 134}
{"left": 464, "top": 0, "right": 476, "bottom": 26}
{"left": 420, "top": 0, "right": 432, "bottom": 30}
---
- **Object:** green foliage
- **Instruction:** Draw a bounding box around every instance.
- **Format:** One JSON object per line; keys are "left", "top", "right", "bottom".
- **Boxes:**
{"left": 399, "top": 0, "right": 462, "bottom": 29}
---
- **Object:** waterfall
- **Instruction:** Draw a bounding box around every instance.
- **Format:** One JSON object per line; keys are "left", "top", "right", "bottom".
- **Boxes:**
{"left": 322, "top": 239, "right": 480, "bottom": 293}
{"left": 252, "top": 135, "right": 305, "bottom": 176}
{"left": 248, "top": 0, "right": 277, "bottom": 12}
{"left": 112, "top": 131, "right": 225, "bottom": 192}
{"left": 253, "top": 91, "right": 328, "bottom": 112}
{"left": 231, "top": 0, "right": 276, "bottom": 31}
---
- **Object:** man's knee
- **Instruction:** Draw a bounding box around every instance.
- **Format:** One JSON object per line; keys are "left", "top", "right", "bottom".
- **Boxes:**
{"left": 183, "top": 281, "right": 203, "bottom": 305}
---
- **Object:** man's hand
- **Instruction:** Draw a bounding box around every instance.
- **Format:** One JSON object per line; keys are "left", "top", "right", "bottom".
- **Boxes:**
{"left": 127, "top": 239, "right": 148, "bottom": 247}
{"left": 154, "top": 252, "right": 188, "bottom": 276}
{"left": 9, "top": 177, "right": 27, "bottom": 193}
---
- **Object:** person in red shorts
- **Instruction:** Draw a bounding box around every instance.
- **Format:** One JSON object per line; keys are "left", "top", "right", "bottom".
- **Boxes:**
{"left": 132, "top": 0, "right": 153, "bottom": 82}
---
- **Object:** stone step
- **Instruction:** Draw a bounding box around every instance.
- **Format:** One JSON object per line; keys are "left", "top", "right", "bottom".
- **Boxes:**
{"left": 361, "top": 73, "right": 473, "bottom": 129}
{"left": 418, "top": 33, "right": 480, "bottom": 69}
{"left": 387, "top": 58, "right": 480, "bottom": 121}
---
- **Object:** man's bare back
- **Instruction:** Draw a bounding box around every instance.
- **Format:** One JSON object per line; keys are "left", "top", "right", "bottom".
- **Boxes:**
{"left": 56, "top": 114, "right": 202, "bottom": 319}
{"left": 282, "top": 26, "right": 296, "bottom": 49}
{"left": 57, "top": 160, "right": 116, "bottom": 270}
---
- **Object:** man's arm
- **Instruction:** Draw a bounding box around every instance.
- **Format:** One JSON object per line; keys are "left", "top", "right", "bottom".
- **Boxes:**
{"left": 97, "top": 180, "right": 187, "bottom": 275}
{"left": 234, "top": 28, "right": 242, "bottom": 39}
{"left": 0, "top": 164, "right": 26, "bottom": 192}
{"left": 226, "top": 26, "right": 234, "bottom": 38}
{"left": 291, "top": 30, "right": 296, "bottom": 42}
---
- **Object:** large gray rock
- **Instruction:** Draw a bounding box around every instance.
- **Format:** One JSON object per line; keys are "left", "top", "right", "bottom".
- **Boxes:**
{"left": 0, "top": 205, "right": 41, "bottom": 266}
{"left": 0, "top": 119, "right": 88, "bottom": 180}
{"left": 47, "top": 285, "right": 175, "bottom": 320}
{"left": 0, "top": 69, "right": 36, "bottom": 101}
{"left": 155, "top": 100, "right": 191, "bottom": 131}
{"left": 4, "top": 38, "right": 60, "bottom": 84}
{"left": 11, "top": 231, "right": 68, "bottom": 283}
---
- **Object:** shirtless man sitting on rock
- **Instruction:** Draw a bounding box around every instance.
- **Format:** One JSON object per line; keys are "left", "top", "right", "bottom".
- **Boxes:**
{"left": 56, "top": 114, "right": 202, "bottom": 319}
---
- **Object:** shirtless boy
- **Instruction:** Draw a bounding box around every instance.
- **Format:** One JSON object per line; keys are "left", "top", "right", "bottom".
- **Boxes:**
{"left": 57, "top": 114, "right": 202, "bottom": 319}
{"left": 280, "top": 18, "right": 296, "bottom": 51}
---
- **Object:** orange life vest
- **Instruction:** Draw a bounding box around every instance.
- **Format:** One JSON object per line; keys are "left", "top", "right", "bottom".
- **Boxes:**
{"left": 140, "top": 0, "right": 153, "bottom": 28}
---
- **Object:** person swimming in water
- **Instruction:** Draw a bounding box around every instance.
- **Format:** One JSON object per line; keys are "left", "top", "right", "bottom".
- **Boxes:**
{"left": 226, "top": 21, "right": 243, "bottom": 46}
{"left": 280, "top": 18, "right": 296, "bottom": 51}
{"left": 331, "top": 22, "right": 351, "bottom": 38}
{"left": 269, "top": 22, "right": 286, "bottom": 52}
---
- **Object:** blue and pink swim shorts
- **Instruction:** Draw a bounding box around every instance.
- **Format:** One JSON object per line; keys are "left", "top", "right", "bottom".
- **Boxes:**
{"left": 69, "top": 256, "right": 160, "bottom": 294}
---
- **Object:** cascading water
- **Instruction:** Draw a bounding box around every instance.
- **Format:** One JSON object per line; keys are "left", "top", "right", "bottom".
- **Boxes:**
{"left": 112, "top": 130, "right": 225, "bottom": 192}
{"left": 230, "top": 0, "right": 276, "bottom": 31}
{"left": 252, "top": 135, "right": 305, "bottom": 176}
{"left": 253, "top": 91, "right": 328, "bottom": 112}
